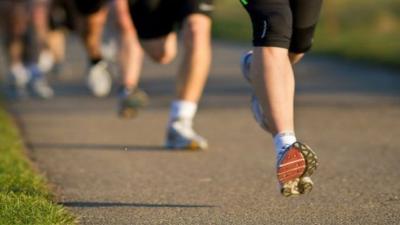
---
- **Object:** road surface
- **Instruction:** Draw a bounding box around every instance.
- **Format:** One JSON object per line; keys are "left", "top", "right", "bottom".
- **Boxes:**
{"left": 8, "top": 39, "right": 400, "bottom": 224}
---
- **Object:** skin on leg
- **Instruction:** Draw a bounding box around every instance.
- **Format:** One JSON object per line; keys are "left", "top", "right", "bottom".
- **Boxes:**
{"left": 4, "top": 2, "right": 29, "bottom": 66}
{"left": 251, "top": 47, "right": 295, "bottom": 136}
{"left": 139, "top": 13, "right": 211, "bottom": 103}
{"left": 176, "top": 13, "right": 212, "bottom": 103}
{"left": 31, "top": 0, "right": 50, "bottom": 50}
{"left": 141, "top": 32, "right": 178, "bottom": 65}
{"left": 82, "top": 6, "right": 109, "bottom": 60}
{"left": 47, "top": 30, "right": 66, "bottom": 63}
{"left": 19, "top": 0, "right": 52, "bottom": 65}
{"left": 289, "top": 52, "right": 304, "bottom": 65}
{"left": 114, "top": 0, "right": 143, "bottom": 89}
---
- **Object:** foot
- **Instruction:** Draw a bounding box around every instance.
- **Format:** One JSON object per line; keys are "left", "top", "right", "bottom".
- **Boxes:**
{"left": 87, "top": 60, "right": 112, "bottom": 97}
{"left": 38, "top": 49, "right": 55, "bottom": 74}
{"left": 277, "top": 142, "right": 318, "bottom": 197}
{"left": 28, "top": 65, "right": 54, "bottom": 99}
{"left": 7, "top": 64, "right": 30, "bottom": 99}
{"left": 118, "top": 87, "right": 149, "bottom": 119}
{"left": 165, "top": 118, "right": 208, "bottom": 150}
{"left": 240, "top": 51, "right": 270, "bottom": 132}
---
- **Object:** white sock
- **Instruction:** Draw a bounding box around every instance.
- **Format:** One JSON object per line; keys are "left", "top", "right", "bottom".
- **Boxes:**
{"left": 273, "top": 131, "right": 297, "bottom": 155}
{"left": 169, "top": 100, "right": 197, "bottom": 124}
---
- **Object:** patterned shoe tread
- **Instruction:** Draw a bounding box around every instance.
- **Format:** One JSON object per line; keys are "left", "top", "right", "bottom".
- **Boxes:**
{"left": 281, "top": 178, "right": 300, "bottom": 197}
{"left": 294, "top": 142, "right": 319, "bottom": 177}
{"left": 278, "top": 142, "right": 318, "bottom": 197}
{"left": 277, "top": 147, "right": 306, "bottom": 184}
{"left": 298, "top": 176, "right": 314, "bottom": 194}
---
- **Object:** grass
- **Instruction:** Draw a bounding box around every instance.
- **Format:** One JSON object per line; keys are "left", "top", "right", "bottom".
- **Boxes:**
{"left": 212, "top": 0, "right": 400, "bottom": 68}
{"left": 0, "top": 107, "right": 76, "bottom": 225}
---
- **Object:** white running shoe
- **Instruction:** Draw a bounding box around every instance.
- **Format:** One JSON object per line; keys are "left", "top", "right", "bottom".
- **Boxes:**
{"left": 31, "top": 78, "right": 54, "bottom": 99}
{"left": 240, "top": 51, "right": 270, "bottom": 131}
{"left": 165, "top": 118, "right": 208, "bottom": 150}
{"left": 87, "top": 60, "right": 112, "bottom": 97}
{"left": 38, "top": 50, "right": 55, "bottom": 74}
{"left": 29, "top": 65, "right": 54, "bottom": 99}
{"left": 8, "top": 63, "right": 30, "bottom": 99}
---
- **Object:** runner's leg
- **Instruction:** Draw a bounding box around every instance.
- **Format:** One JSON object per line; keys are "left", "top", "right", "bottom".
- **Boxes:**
{"left": 114, "top": 0, "right": 144, "bottom": 90}
{"left": 114, "top": 0, "right": 148, "bottom": 118}
{"left": 75, "top": 0, "right": 113, "bottom": 97}
{"left": 81, "top": 5, "right": 109, "bottom": 63}
{"left": 2, "top": 1, "right": 30, "bottom": 98}
{"left": 177, "top": 13, "right": 212, "bottom": 103}
{"left": 240, "top": 0, "right": 321, "bottom": 196}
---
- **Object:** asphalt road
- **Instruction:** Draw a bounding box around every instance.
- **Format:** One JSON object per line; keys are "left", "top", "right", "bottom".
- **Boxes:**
{"left": 8, "top": 39, "right": 400, "bottom": 225}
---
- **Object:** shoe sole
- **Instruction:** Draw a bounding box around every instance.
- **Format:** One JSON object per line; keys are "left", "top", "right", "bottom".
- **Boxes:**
{"left": 296, "top": 142, "right": 318, "bottom": 177}
{"left": 298, "top": 176, "right": 314, "bottom": 194}
{"left": 241, "top": 52, "right": 271, "bottom": 132}
{"left": 240, "top": 51, "right": 252, "bottom": 82}
{"left": 118, "top": 92, "right": 149, "bottom": 119}
{"left": 278, "top": 142, "right": 318, "bottom": 197}
{"left": 119, "top": 107, "right": 138, "bottom": 119}
{"left": 165, "top": 140, "right": 207, "bottom": 151}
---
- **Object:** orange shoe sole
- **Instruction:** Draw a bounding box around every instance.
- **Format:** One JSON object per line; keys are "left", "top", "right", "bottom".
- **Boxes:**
{"left": 277, "top": 142, "right": 318, "bottom": 197}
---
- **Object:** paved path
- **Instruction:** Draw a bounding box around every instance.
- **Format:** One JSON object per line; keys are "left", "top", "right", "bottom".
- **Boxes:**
{"left": 9, "top": 40, "right": 400, "bottom": 224}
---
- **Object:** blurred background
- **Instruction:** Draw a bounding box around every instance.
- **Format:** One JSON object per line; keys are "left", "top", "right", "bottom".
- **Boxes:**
{"left": 213, "top": 0, "right": 400, "bottom": 67}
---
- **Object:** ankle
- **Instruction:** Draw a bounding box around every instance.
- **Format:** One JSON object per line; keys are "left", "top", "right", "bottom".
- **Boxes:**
{"left": 274, "top": 131, "right": 296, "bottom": 155}
{"left": 168, "top": 100, "right": 197, "bottom": 124}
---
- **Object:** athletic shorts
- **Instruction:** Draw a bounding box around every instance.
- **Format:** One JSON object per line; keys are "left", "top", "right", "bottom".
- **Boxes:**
{"left": 49, "top": 0, "right": 77, "bottom": 30}
{"left": 74, "top": 0, "right": 109, "bottom": 15}
{"left": 128, "top": 0, "right": 213, "bottom": 39}
{"left": 241, "top": 0, "right": 323, "bottom": 53}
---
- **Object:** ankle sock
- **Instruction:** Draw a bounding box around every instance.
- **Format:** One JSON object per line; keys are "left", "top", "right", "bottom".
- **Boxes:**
{"left": 169, "top": 100, "right": 197, "bottom": 124}
{"left": 274, "top": 131, "right": 297, "bottom": 155}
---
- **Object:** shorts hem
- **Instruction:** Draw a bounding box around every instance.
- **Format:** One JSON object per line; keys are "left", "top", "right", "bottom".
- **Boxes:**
{"left": 253, "top": 40, "right": 290, "bottom": 49}
{"left": 138, "top": 30, "right": 174, "bottom": 40}
{"left": 289, "top": 46, "right": 312, "bottom": 54}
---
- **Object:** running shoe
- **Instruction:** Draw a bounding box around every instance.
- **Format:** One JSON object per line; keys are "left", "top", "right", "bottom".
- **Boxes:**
{"left": 38, "top": 49, "right": 55, "bottom": 74}
{"left": 165, "top": 118, "right": 208, "bottom": 150}
{"left": 87, "top": 60, "right": 112, "bottom": 97}
{"left": 28, "top": 65, "right": 54, "bottom": 99}
{"left": 240, "top": 51, "right": 270, "bottom": 131}
{"left": 7, "top": 63, "right": 30, "bottom": 99}
{"left": 277, "top": 142, "right": 318, "bottom": 197}
{"left": 118, "top": 87, "right": 149, "bottom": 118}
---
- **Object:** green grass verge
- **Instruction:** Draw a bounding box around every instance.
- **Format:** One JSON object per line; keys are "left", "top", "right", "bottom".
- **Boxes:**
{"left": 212, "top": 0, "right": 400, "bottom": 68}
{"left": 0, "top": 107, "right": 76, "bottom": 225}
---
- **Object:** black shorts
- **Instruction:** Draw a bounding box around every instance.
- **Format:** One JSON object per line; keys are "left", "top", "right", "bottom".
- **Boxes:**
{"left": 74, "top": 0, "right": 109, "bottom": 15}
{"left": 49, "top": 0, "right": 77, "bottom": 30}
{"left": 241, "top": 0, "right": 323, "bottom": 53}
{"left": 128, "top": 0, "right": 213, "bottom": 39}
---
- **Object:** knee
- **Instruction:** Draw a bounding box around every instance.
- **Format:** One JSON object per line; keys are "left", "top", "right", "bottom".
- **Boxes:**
{"left": 261, "top": 47, "right": 289, "bottom": 59}
{"left": 142, "top": 34, "right": 177, "bottom": 64}
{"left": 148, "top": 46, "right": 176, "bottom": 65}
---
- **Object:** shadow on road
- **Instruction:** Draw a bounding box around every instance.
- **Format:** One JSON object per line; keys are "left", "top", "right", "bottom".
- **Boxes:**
{"left": 48, "top": 76, "right": 250, "bottom": 98}
{"left": 27, "top": 142, "right": 199, "bottom": 152}
{"left": 60, "top": 201, "right": 216, "bottom": 208}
